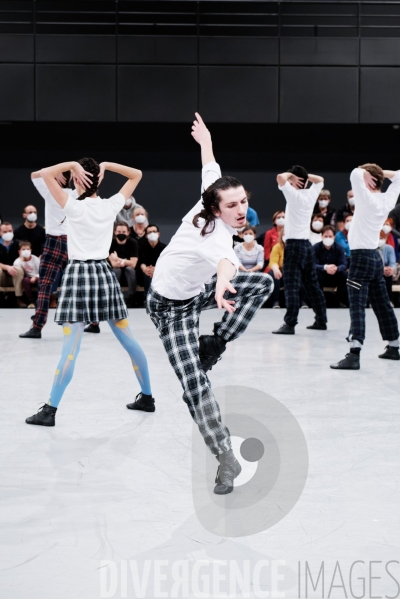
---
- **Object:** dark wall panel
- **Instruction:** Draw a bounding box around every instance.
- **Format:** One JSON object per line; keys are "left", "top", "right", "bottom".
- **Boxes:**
{"left": 199, "top": 67, "right": 278, "bottom": 122}
{"left": 0, "top": 35, "right": 33, "bottom": 62}
{"left": 0, "top": 65, "right": 34, "bottom": 120}
{"left": 36, "top": 66, "right": 116, "bottom": 121}
{"left": 280, "top": 67, "right": 358, "bottom": 123}
{"left": 360, "top": 68, "right": 400, "bottom": 123}
{"left": 199, "top": 37, "right": 278, "bottom": 65}
{"left": 118, "top": 66, "right": 197, "bottom": 121}
{"left": 36, "top": 35, "right": 116, "bottom": 63}
{"left": 361, "top": 39, "right": 400, "bottom": 66}
{"left": 281, "top": 38, "right": 359, "bottom": 65}
{"left": 118, "top": 36, "right": 197, "bottom": 64}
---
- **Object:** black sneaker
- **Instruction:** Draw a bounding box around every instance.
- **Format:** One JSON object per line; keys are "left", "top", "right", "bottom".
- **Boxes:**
{"left": 198, "top": 334, "right": 227, "bottom": 373}
{"left": 378, "top": 346, "right": 400, "bottom": 360}
{"left": 126, "top": 392, "right": 155, "bottom": 412}
{"left": 19, "top": 327, "right": 41, "bottom": 339}
{"left": 307, "top": 322, "right": 327, "bottom": 330}
{"left": 272, "top": 324, "right": 295, "bottom": 335}
{"left": 84, "top": 323, "right": 100, "bottom": 333}
{"left": 330, "top": 353, "right": 360, "bottom": 370}
{"left": 214, "top": 449, "right": 242, "bottom": 495}
{"left": 26, "top": 403, "right": 57, "bottom": 426}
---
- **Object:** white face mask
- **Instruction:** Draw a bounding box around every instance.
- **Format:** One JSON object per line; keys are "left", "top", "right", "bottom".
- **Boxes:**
{"left": 378, "top": 238, "right": 386, "bottom": 248}
{"left": 282, "top": 235, "right": 286, "bottom": 243}
{"left": 348, "top": 197, "right": 355, "bottom": 206}
{"left": 147, "top": 232, "right": 159, "bottom": 242}
{"left": 26, "top": 213, "right": 37, "bottom": 222}
{"left": 2, "top": 232, "right": 13, "bottom": 242}
{"left": 21, "top": 249, "right": 31, "bottom": 258}
{"left": 312, "top": 221, "right": 323, "bottom": 232}
{"left": 125, "top": 198, "right": 133, "bottom": 208}
{"left": 323, "top": 237, "right": 334, "bottom": 247}
{"left": 383, "top": 225, "right": 392, "bottom": 235}
{"left": 275, "top": 217, "right": 285, "bottom": 226}
{"left": 318, "top": 199, "right": 329, "bottom": 208}
{"left": 344, "top": 221, "right": 352, "bottom": 231}
{"left": 135, "top": 214, "right": 147, "bottom": 224}
{"left": 243, "top": 234, "right": 254, "bottom": 244}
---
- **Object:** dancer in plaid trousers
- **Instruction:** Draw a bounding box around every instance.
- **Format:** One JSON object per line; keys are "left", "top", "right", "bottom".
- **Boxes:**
{"left": 331, "top": 164, "right": 400, "bottom": 370}
{"left": 25, "top": 157, "right": 154, "bottom": 426}
{"left": 147, "top": 114, "right": 273, "bottom": 495}
{"left": 272, "top": 165, "right": 327, "bottom": 335}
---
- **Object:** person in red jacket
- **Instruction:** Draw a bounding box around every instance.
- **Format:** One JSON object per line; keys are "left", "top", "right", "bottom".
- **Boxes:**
{"left": 263, "top": 210, "right": 285, "bottom": 266}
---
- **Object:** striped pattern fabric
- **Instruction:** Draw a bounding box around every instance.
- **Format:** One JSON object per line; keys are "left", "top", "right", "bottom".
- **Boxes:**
{"left": 146, "top": 271, "right": 273, "bottom": 455}
{"left": 54, "top": 260, "right": 127, "bottom": 324}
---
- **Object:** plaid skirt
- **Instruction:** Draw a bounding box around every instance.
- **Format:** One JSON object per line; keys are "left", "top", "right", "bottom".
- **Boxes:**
{"left": 54, "top": 260, "right": 128, "bottom": 324}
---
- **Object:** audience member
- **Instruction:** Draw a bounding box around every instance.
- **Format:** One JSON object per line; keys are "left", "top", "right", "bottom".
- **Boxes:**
{"left": 262, "top": 211, "right": 285, "bottom": 266}
{"left": 0, "top": 222, "right": 25, "bottom": 307}
{"left": 116, "top": 196, "right": 140, "bottom": 230}
{"left": 130, "top": 206, "right": 149, "bottom": 241}
{"left": 313, "top": 189, "right": 337, "bottom": 226}
{"left": 109, "top": 221, "right": 139, "bottom": 308}
{"left": 233, "top": 221, "right": 249, "bottom": 246}
{"left": 382, "top": 217, "right": 399, "bottom": 261}
{"left": 335, "top": 213, "right": 353, "bottom": 260}
{"left": 388, "top": 196, "right": 400, "bottom": 238}
{"left": 0, "top": 213, "right": 3, "bottom": 226}
{"left": 309, "top": 213, "right": 324, "bottom": 245}
{"left": 336, "top": 190, "right": 355, "bottom": 231}
{"left": 138, "top": 224, "right": 166, "bottom": 298}
{"left": 378, "top": 230, "right": 397, "bottom": 305}
{"left": 246, "top": 205, "right": 260, "bottom": 227}
{"left": 13, "top": 240, "right": 40, "bottom": 308}
{"left": 14, "top": 205, "right": 46, "bottom": 257}
{"left": 313, "top": 225, "right": 348, "bottom": 306}
{"left": 234, "top": 226, "right": 264, "bottom": 273}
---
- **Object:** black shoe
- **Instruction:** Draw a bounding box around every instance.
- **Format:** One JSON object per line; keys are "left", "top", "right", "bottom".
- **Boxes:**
{"left": 84, "top": 323, "right": 100, "bottom": 333}
{"left": 330, "top": 353, "right": 360, "bottom": 370}
{"left": 19, "top": 327, "right": 41, "bottom": 339}
{"left": 199, "top": 334, "right": 226, "bottom": 373}
{"left": 378, "top": 346, "right": 400, "bottom": 360}
{"left": 26, "top": 403, "right": 57, "bottom": 426}
{"left": 214, "top": 449, "right": 242, "bottom": 495}
{"left": 272, "top": 324, "right": 295, "bottom": 335}
{"left": 126, "top": 392, "right": 155, "bottom": 412}
{"left": 307, "top": 322, "right": 327, "bottom": 330}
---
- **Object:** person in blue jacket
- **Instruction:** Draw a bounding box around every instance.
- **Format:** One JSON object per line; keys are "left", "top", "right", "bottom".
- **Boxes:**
{"left": 378, "top": 230, "right": 397, "bottom": 305}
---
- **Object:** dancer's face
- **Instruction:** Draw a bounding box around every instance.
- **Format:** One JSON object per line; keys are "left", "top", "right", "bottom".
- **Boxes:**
{"left": 213, "top": 186, "right": 248, "bottom": 229}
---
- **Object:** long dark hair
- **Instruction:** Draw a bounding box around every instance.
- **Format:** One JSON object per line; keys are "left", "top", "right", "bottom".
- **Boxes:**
{"left": 76, "top": 157, "right": 100, "bottom": 201}
{"left": 193, "top": 176, "right": 249, "bottom": 236}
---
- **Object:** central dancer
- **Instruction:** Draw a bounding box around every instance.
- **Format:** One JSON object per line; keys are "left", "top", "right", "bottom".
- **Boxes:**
{"left": 145, "top": 114, "right": 273, "bottom": 495}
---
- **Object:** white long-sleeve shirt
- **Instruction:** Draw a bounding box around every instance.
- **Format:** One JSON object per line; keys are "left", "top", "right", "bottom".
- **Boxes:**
{"left": 278, "top": 180, "right": 324, "bottom": 240}
{"left": 152, "top": 161, "right": 240, "bottom": 300}
{"left": 348, "top": 168, "right": 400, "bottom": 250}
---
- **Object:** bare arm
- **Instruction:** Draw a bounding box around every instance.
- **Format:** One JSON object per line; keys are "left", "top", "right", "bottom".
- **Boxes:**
{"left": 215, "top": 258, "right": 237, "bottom": 314}
{"left": 41, "top": 161, "right": 91, "bottom": 208}
{"left": 98, "top": 162, "right": 142, "bottom": 200}
{"left": 191, "top": 113, "right": 215, "bottom": 167}
{"left": 308, "top": 174, "right": 324, "bottom": 184}
{"left": 383, "top": 170, "right": 397, "bottom": 179}
{"left": 277, "top": 172, "right": 305, "bottom": 189}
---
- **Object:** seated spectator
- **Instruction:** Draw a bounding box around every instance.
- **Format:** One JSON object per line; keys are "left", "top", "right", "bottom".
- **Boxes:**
{"left": 109, "top": 221, "right": 139, "bottom": 308}
{"left": 0, "top": 213, "right": 3, "bottom": 227}
{"left": 262, "top": 211, "right": 285, "bottom": 266}
{"left": 0, "top": 222, "right": 25, "bottom": 307}
{"left": 13, "top": 241, "right": 40, "bottom": 308}
{"left": 382, "top": 217, "right": 399, "bottom": 261}
{"left": 138, "top": 224, "right": 166, "bottom": 298}
{"left": 388, "top": 197, "right": 400, "bottom": 239}
{"left": 336, "top": 190, "right": 355, "bottom": 231}
{"left": 378, "top": 230, "right": 397, "bottom": 305}
{"left": 313, "top": 225, "right": 348, "bottom": 307}
{"left": 309, "top": 214, "right": 324, "bottom": 245}
{"left": 14, "top": 205, "right": 46, "bottom": 257}
{"left": 335, "top": 213, "right": 353, "bottom": 260}
{"left": 234, "top": 226, "right": 264, "bottom": 273}
{"left": 246, "top": 205, "right": 260, "bottom": 227}
{"left": 130, "top": 206, "right": 149, "bottom": 241}
{"left": 313, "top": 189, "right": 337, "bottom": 226}
{"left": 233, "top": 221, "right": 249, "bottom": 246}
{"left": 116, "top": 196, "right": 140, "bottom": 230}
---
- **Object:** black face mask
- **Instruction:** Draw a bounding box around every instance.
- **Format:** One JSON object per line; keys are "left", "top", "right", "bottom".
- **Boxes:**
{"left": 116, "top": 233, "right": 127, "bottom": 241}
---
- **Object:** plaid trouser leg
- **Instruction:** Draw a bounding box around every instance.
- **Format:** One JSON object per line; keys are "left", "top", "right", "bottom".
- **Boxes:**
{"left": 367, "top": 253, "right": 399, "bottom": 342}
{"left": 283, "top": 243, "right": 304, "bottom": 327}
{"left": 147, "top": 291, "right": 231, "bottom": 455}
{"left": 33, "top": 236, "right": 68, "bottom": 330}
{"left": 200, "top": 272, "right": 273, "bottom": 341}
{"left": 301, "top": 247, "right": 327, "bottom": 324}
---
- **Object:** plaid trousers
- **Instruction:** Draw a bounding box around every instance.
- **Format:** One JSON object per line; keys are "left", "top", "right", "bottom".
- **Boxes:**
{"left": 33, "top": 235, "right": 68, "bottom": 330}
{"left": 283, "top": 239, "right": 327, "bottom": 327}
{"left": 348, "top": 249, "right": 399, "bottom": 343}
{"left": 147, "top": 272, "right": 273, "bottom": 455}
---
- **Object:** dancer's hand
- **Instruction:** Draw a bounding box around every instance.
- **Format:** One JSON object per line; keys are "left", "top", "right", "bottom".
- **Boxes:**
{"left": 98, "top": 162, "right": 107, "bottom": 185}
{"left": 55, "top": 173, "right": 67, "bottom": 187}
{"left": 191, "top": 113, "right": 211, "bottom": 146}
{"left": 363, "top": 170, "right": 377, "bottom": 191}
{"left": 215, "top": 274, "right": 237, "bottom": 314}
{"left": 289, "top": 174, "right": 306, "bottom": 189}
{"left": 72, "top": 162, "right": 93, "bottom": 189}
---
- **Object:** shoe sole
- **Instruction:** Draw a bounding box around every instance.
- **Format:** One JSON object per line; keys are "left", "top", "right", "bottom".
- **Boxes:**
{"left": 330, "top": 365, "right": 360, "bottom": 370}
{"left": 378, "top": 355, "right": 400, "bottom": 360}
{"left": 126, "top": 404, "right": 155, "bottom": 412}
{"left": 25, "top": 420, "right": 55, "bottom": 426}
{"left": 272, "top": 331, "right": 295, "bottom": 335}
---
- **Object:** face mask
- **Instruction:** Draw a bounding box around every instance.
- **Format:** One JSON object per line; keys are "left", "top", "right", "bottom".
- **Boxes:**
{"left": 323, "top": 237, "right": 334, "bottom": 247}
{"left": 383, "top": 225, "right": 392, "bottom": 234}
{"left": 318, "top": 200, "right": 329, "bottom": 208}
{"left": 348, "top": 197, "right": 355, "bottom": 206}
{"left": 236, "top": 227, "right": 245, "bottom": 233}
{"left": 276, "top": 217, "right": 285, "bottom": 226}
{"left": 243, "top": 234, "right": 254, "bottom": 244}
{"left": 378, "top": 238, "right": 386, "bottom": 248}
{"left": 135, "top": 215, "right": 147, "bottom": 224}
{"left": 147, "top": 232, "right": 159, "bottom": 242}
{"left": 344, "top": 221, "right": 352, "bottom": 231}
{"left": 282, "top": 235, "right": 286, "bottom": 243}
{"left": 125, "top": 198, "right": 133, "bottom": 207}
{"left": 26, "top": 213, "right": 37, "bottom": 222}
{"left": 2, "top": 232, "right": 13, "bottom": 242}
{"left": 21, "top": 249, "right": 31, "bottom": 258}
{"left": 116, "top": 233, "right": 127, "bottom": 241}
{"left": 312, "top": 221, "right": 323, "bottom": 231}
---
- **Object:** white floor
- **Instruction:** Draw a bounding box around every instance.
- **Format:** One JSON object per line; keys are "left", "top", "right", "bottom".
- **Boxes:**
{"left": 1, "top": 308, "right": 400, "bottom": 599}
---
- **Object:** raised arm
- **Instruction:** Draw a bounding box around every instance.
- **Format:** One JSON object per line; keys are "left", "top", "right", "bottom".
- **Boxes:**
{"left": 308, "top": 174, "right": 324, "bottom": 184}
{"left": 276, "top": 172, "right": 305, "bottom": 189}
{"left": 98, "top": 162, "right": 142, "bottom": 200}
{"left": 41, "top": 161, "right": 92, "bottom": 208}
{"left": 191, "top": 113, "right": 215, "bottom": 166}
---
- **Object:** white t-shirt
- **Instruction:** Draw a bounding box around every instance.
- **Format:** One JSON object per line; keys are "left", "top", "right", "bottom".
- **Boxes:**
{"left": 32, "top": 177, "right": 77, "bottom": 236}
{"left": 14, "top": 255, "right": 40, "bottom": 277}
{"left": 309, "top": 230, "right": 322, "bottom": 245}
{"left": 63, "top": 193, "right": 125, "bottom": 260}
{"left": 152, "top": 161, "right": 240, "bottom": 300}
{"left": 278, "top": 181, "right": 324, "bottom": 240}
{"left": 348, "top": 168, "right": 400, "bottom": 250}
